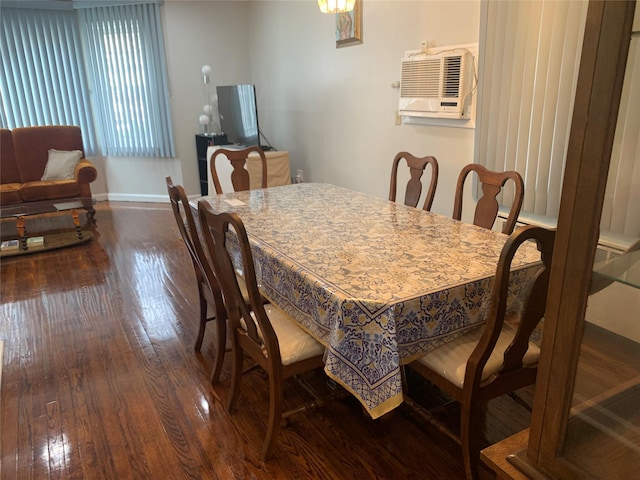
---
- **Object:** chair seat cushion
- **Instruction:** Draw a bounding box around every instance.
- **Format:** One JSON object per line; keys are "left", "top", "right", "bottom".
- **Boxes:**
{"left": 266, "top": 305, "right": 325, "bottom": 366}
{"left": 20, "top": 179, "right": 81, "bottom": 202}
{"left": 246, "top": 305, "right": 324, "bottom": 366}
{"left": 416, "top": 324, "right": 540, "bottom": 388}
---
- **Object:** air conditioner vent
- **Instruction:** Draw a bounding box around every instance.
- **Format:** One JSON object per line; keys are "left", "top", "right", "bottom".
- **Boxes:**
{"left": 401, "top": 58, "right": 441, "bottom": 98}
{"left": 443, "top": 56, "right": 462, "bottom": 97}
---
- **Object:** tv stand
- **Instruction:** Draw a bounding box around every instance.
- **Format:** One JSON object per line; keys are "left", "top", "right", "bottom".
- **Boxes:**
{"left": 195, "top": 133, "right": 228, "bottom": 195}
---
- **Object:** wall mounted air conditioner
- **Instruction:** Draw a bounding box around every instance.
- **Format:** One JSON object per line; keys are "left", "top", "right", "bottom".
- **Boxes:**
{"left": 399, "top": 48, "right": 474, "bottom": 120}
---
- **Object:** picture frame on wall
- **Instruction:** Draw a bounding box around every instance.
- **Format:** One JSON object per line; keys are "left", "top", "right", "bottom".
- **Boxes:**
{"left": 335, "top": 0, "right": 362, "bottom": 48}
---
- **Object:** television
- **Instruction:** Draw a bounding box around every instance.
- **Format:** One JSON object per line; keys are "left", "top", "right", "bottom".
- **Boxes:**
{"left": 216, "top": 84, "right": 260, "bottom": 147}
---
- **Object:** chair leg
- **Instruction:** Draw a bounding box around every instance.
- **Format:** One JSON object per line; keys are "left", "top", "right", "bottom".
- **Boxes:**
{"left": 460, "top": 402, "right": 482, "bottom": 480}
{"left": 261, "top": 372, "right": 283, "bottom": 461}
{"left": 194, "top": 288, "right": 208, "bottom": 352}
{"left": 86, "top": 207, "right": 96, "bottom": 224}
{"left": 210, "top": 305, "right": 227, "bottom": 384}
{"left": 226, "top": 339, "right": 244, "bottom": 413}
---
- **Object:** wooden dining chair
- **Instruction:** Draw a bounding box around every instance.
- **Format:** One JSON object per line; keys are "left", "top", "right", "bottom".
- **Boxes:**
{"left": 209, "top": 146, "right": 268, "bottom": 194}
{"left": 453, "top": 164, "right": 524, "bottom": 234}
{"left": 166, "top": 176, "right": 229, "bottom": 383}
{"left": 405, "top": 225, "right": 555, "bottom": 480}
{"left": 198, "top": 202, "right": 326, "bottom": 460}
{"left": 389, "top": 152, "right": 439, "bottom": 211}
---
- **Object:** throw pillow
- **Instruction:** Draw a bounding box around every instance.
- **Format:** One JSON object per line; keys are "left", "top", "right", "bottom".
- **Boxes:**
{"left": 41, "top": 149, "right": 83, "bottom": 181}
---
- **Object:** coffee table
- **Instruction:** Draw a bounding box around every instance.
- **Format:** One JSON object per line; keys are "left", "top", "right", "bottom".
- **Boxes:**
{"left": 0, "top": 198, "right": 95, "bottom": 255}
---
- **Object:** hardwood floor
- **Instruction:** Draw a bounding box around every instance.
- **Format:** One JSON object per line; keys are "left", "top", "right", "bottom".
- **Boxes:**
{"left": 0, "top": 201, "right": 535, "bottom": 479}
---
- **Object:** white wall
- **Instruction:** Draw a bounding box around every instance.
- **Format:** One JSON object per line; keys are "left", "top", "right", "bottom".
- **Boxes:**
{"left": 248, "top": 1, "right": 480, "bottom": 217}
{"left": 96, "top": 0, "right": 481, "bottom": 218}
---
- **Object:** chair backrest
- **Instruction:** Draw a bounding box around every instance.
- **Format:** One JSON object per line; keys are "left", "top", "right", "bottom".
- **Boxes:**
{"left": 389, "top": 152, "right": 439, "bottom": 211}
{"left": 209, "top": 146, "right": 268, "bottom": 194}
{"left": 198, "top": 203, "right": 281, "bottom": 365}
{"left": 452, "top": 164, "right": 524, "bottom": 235}
{"left": 166, "top": 176, "right": 224, "bottom": 306}
{"left": 465, "top": 225, "right": 555, "bottom": 396}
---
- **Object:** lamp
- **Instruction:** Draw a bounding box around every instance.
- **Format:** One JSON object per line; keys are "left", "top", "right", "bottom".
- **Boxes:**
{"left": 198, "top": 64, "right": 221, "bottom": 134}
{"left": 199, "top": 114, "right": 211, "bottom": 134}
{"left": 201, "top": 64, "right": 212, "bottom": 84}
{"left": 318, "top": 0, "right": 355, "bottom": 14}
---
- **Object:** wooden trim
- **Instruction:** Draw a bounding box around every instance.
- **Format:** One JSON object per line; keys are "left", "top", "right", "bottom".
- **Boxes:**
{"left": 525, "top": 0, "right": 636, "bottom": 477}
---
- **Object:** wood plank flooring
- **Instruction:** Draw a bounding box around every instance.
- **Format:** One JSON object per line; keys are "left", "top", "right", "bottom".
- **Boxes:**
{"left": 0, "top": 201, "right": 537, "bottom": 479}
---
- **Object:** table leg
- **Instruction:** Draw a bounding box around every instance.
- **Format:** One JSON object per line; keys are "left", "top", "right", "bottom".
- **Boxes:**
{"left": 16, "top": 216, "right": 27, "bottom": 250}
{"left": 71, "top": 209, "right": 83, "bottom": 239}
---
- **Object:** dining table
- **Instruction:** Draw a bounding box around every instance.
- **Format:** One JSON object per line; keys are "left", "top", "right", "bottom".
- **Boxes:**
{"left": 192, "top": 182, "right": 542, "bottom": 419}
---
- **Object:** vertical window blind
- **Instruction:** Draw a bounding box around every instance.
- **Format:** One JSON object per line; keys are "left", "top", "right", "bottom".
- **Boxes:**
{"left": 0, "top": 2, "right": 174, "bottom": 159}
{"left": 79, "top": 2, "right": 174, "bottom": 158}
{"left": 0, "top": 7, "right": 97, "bottom": 155}
{"left": 602, "top": 33, "right": 640, "bottom": 242}
{"left": 476, "top": 0, "right": 639, "bottom": 246}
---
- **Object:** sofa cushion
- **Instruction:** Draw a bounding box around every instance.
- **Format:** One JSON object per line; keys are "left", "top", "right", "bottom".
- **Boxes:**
{"left": 41, "top": 149, "right": 83, "bottom": 181}
{"left": 12, "top": 126, "right": 84, "bottom": 182}
{"left": 0, "top": 183, "right": 23, "bottom": 205}
{"left": 0, "top": 129, "right": 21, "bottom": 184}
{"left": 20, "top": 180, "right": 81, "bottom": 202}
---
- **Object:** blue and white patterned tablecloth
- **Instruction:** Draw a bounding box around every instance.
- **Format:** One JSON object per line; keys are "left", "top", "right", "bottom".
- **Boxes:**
{"left": 194, "top": 183, "right": 540, "bottom": 418}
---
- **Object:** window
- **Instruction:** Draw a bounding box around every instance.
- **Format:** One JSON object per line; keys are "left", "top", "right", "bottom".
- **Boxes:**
{"left": 0, "top": 1, "right": 174, "bottom": 158}
{"left": 79, "top": 2, "right": 174, "bottom": 157}
{"left": 476, "top": 0, "right": 639, "bottom": 248}
{"left": 0, "top": 7, "right": 97, "bottom": 154}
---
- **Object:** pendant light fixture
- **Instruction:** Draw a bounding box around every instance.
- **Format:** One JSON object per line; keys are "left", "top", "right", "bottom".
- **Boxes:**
{"left": 317, "top": 0, "right": 355, "bottom": 14}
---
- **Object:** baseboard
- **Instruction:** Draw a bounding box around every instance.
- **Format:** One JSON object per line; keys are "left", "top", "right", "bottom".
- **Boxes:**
{"left": 104, "top": 193, "right": 170, "bottom": 203}
{"left": 94, "top": 192, "right": 203, "bottom": 204}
